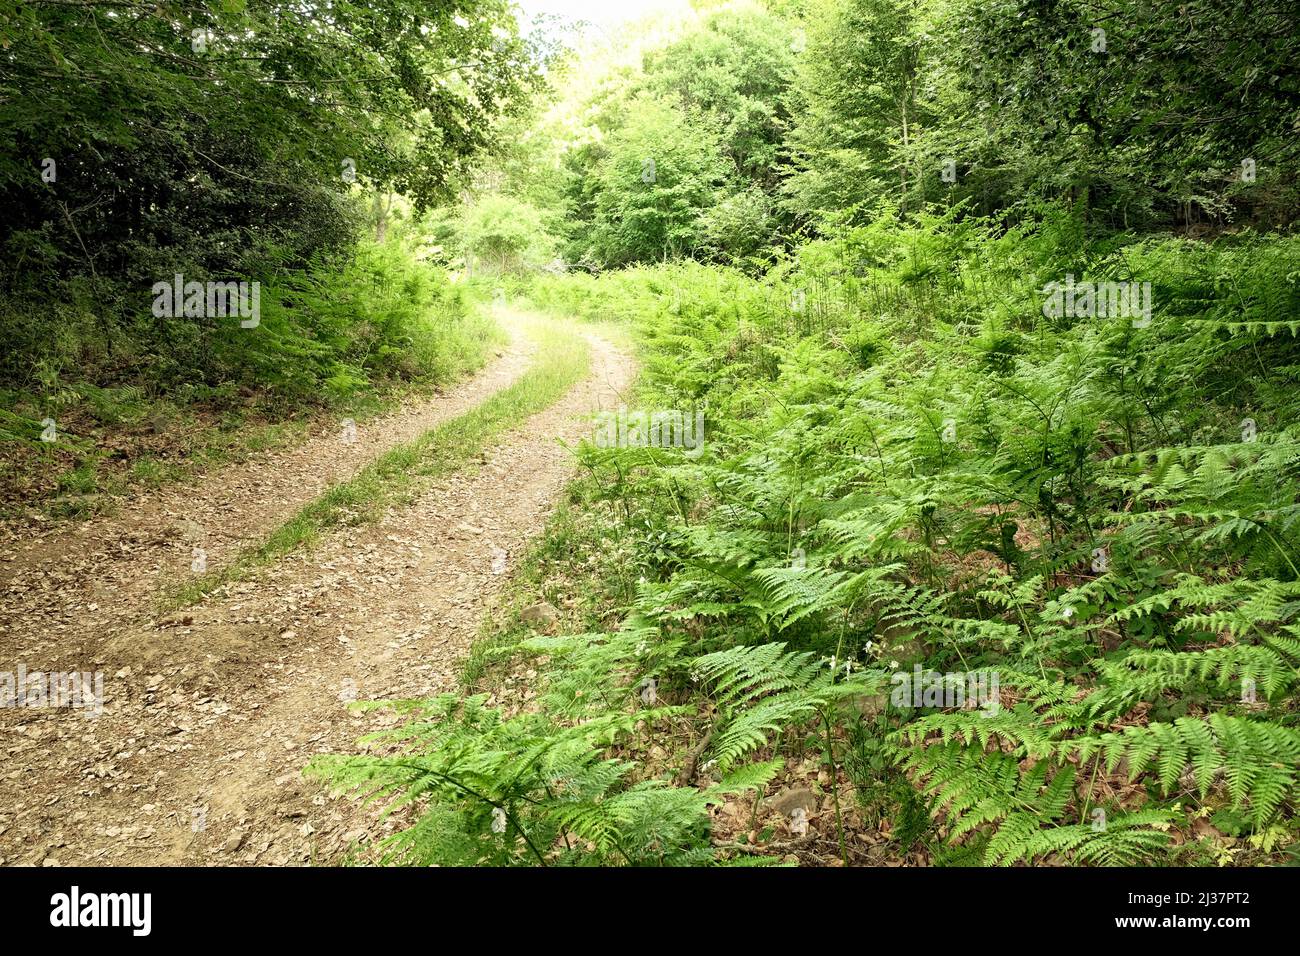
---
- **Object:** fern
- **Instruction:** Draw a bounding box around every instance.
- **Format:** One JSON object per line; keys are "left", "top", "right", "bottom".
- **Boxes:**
{"left": 309, "top": 694, "right": 712, "bottom": 866}
{"left": 692, "top": 642, "right": 883, "bottom": 770}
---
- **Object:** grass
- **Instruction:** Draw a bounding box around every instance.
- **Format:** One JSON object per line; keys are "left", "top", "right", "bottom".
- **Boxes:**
{"left": 1, "top": 284, "right": 507, "bottom": 521}
{"left": 127, "top": 417, "right": 313, "bottom": 488}
{"left": 164, "top": 314, "right": 592, "bottom": 611}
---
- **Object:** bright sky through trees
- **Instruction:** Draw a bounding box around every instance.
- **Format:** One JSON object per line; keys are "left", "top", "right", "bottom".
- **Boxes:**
{"left": 516, "top": 0, "right": 695, "bottom": 33}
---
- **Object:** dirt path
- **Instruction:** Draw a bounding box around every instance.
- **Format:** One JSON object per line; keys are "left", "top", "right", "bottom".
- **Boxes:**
{"left": 0, "top": 318, "right": 534, "bottom": 677}
{"left": 0, "top": 316, "right": 633, "bottom": 865}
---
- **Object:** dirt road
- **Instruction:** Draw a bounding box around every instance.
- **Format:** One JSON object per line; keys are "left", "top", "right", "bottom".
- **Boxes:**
{"left": 0, "top": 313, "right": 632, "bottom": 865}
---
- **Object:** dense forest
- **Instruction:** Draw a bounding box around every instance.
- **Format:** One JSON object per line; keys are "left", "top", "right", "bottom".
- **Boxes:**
{"left": 3, "top": 0, "right": 1300, "bottom": 878}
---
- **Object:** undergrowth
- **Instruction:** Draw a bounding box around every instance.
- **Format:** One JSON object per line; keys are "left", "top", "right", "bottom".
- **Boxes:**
{"left": 315, "top": 208, "right": 1300, "bottom": 867}
{"left": 1, "top": 239, "right": 499, "bottom": 519}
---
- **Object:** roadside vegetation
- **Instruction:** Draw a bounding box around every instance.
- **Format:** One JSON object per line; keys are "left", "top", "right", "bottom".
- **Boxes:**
{"left": 0, "top": 1, "right": 544, "bottom": 517}
{"left": 315, "top": 0, "right": 1300, "bottom": 867}
{"left": 8, "top": 0, "right": 1298, "bottom": 870}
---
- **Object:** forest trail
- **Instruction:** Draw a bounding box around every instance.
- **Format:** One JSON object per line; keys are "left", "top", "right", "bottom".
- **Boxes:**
{"left": 0, "top": 314, "right": 634, "bottom": 865}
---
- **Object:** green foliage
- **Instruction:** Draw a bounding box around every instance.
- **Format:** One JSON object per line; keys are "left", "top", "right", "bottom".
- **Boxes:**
{"left": 783, "top": 0, "right": 929, "bottom": 224}
{"left": 309, "top": 689, "right": 787, "bottom": 865}
{"left": 581, "top": 95, "right": 731, "bottom": 267}
{"left": 309, "top": 693, "right": 699, "bottom": 866}
{"left": 692, "top": 642, "right": 883, "bottom": 770}
{"left": 316, "top": 0, "right": 1300, "bottom": 869}
{"left": 925, "top": 0, "right": 1300, "bottom": 230}
{"left": 501, "top": 0, "right": 1299, "bottom": 270}
{"left": 457, "top": 195, "right": 557, "bottom": 274}
{"left": 640, "top": 7, "right": 796, "bottom": 191}
{"left": 0, "top": 238, "right": 494, "bottom": 417}
{"left": 0, "top": 0, "right": 538, "bottom": 419}
{"left": 464, "top": 210, "right": 1300, "bottom": 867}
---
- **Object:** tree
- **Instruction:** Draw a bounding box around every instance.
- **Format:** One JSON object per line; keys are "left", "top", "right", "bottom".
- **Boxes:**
{"left": 583, "top": 96, "right": 730, "bottom": 267}
{"left": 923, "top": 0, "right": 1300, "bottom": 229}
{"left": 640, "top": 7, "right": 797, "bottom": 191}
{"left": 0, "top": 0, "right": 542, "bottom": 388}
{"left": 782, "top": 0, "right": 931, "bottom": 226}
{"left": 458, "top": 195, "right": 556, "bottom": 273}
{"left": 0, "top": 2, "right": 539, "bottom": 304}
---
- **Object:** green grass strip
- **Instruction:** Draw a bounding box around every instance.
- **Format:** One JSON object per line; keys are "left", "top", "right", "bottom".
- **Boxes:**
{"left": 163, "top": 316, "right": 591, "bottom": 610}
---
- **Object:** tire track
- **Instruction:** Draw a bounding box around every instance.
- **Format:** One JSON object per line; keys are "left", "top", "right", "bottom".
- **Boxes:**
{"left": 0, "top": 317, "right": 632, "bottom": 866}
